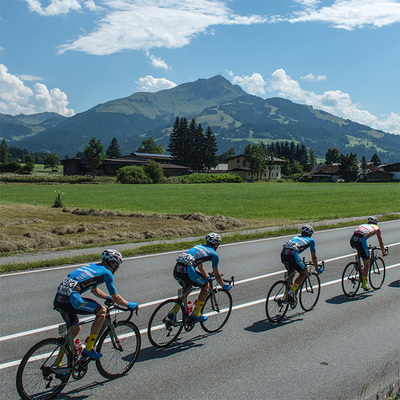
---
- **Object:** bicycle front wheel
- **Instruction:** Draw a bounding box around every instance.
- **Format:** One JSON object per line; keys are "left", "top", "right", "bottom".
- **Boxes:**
{"left": 299, "top": 272, "right": 320, "bottom": 311}
{"left": 147, "top": 299, "right": 184, "bottom": 348}
{"left": 369, "top": 257, "right": 386, "bottom": 290}
{"left": 200, "top": 288, "right": 233, "bottom": 333}
{"left": 96, "top": 320, "right": 141, "bottom": 379}
{"left": 16, "top": 337, "right": 72, "bottom": 400}
{"left": 265, "top": 280, "right": 289, "bottom": 323}
{"left": 342, "top": 262, "right": 360, "bottom": 297}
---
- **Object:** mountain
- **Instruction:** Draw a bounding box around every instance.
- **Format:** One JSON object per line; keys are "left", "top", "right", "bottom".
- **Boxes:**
{"left": 2, "top": 75, "right": 399, "bottom": 163}
{"left": 0, "top": 112, "right": 67, "bottom": 142}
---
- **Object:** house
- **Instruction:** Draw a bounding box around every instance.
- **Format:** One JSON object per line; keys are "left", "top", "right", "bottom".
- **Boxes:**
{"left": 226, "top": 154, "right": 284, "bottom": 181}
{"left": 365, "top": 162, "right": 400, "bottom": 182}
{"left": 305, "top": 164, "right": 340, "bottom": 182}
{"left": 62, "top": 152, "right": 190, "bottom": 177}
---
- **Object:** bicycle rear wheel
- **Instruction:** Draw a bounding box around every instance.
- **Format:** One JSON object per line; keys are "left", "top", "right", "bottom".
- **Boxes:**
{"left": 369, "top": 257, "right": 386, "bottom": 290}
{"left": 341, "top": 262, "right": 360, "bottom": 297}
{"left": 200, "top": 288, "right": 232, "bottom": 333}
{"left": 96, "top": 320, "right": 141, "bottom": 379}
{"left": 265, "top": 280, "right": 289, "bottom": 323}
{"left": 16, "top": 337, "right": 72, "bottom": 400}
{"left": 299, "top": 272, "right": 320, "bottom": 311}
{"left": 147, "top": 299, "right": 184, "bottom": 348}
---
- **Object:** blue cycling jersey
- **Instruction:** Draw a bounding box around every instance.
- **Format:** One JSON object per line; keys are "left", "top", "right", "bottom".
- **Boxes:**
{"left": 57, "top": 263, "right": 117, "bottom": 297}
{"left": 186, "top": 244, "right": 219, "bottom": 268}
{"left": 282, "top": 235, "right": 316, "bottom": 254}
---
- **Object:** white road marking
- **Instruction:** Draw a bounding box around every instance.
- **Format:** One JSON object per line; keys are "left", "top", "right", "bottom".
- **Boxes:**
{"left": 1, "top": 261, "right": 399, "bottom": 371}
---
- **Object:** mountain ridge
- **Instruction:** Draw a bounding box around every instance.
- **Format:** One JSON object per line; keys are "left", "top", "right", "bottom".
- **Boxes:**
{"left": 1, "top": 75, "right": 398, "bottom": 163}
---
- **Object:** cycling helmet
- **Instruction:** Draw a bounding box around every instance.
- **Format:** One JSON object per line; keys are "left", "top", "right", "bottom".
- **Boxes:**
{"left": 205, "top": 232, "right": 222, "bottom": 246}
{"left": 102, "top": 249, "right": 123, "bottom": 267}
{"left": 368, "top": 216, "right": 378, "bottom": 225}
{"left": 301, "top": 225, "right": 314, "bottom": 237}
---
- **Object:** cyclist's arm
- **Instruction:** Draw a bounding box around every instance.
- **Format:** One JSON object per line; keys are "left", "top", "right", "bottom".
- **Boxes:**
{"left": 213, "top": 267, "right": 225, "bottom": 288}
{"left": 311, "top": 251, "right": 318, "bottom": 271}
{"left": 91, "top": 286, "right": 110, "bottom": 300}
{"left": 378, "top": 237, "right": 387, "bottom": 255}
{"left": 111, "top": 293, "right": 130, "bottom": 307}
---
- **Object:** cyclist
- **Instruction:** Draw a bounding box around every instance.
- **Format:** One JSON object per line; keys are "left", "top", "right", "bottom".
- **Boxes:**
{"left": 53, "top": 249, "right": 138, "bottom": 359}
{"left": 350, "top": 216, "right": 388, "bottom": 291}
{"left": 172, "top": 232, "right": 231, "bottom": 322}
{"left": 281, "top": 225, "right": 319, "bottom": 300}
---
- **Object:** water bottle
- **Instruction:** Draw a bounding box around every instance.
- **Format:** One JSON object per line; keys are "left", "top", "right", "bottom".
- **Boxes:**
{"left": 75, "top": 339, "right": 83, "bottom": 356}
{"left": 187, "top": 301, "right": 192, "bottom": 314}
{"left": 194, "top": 299, "right": 198, "bottom": 309}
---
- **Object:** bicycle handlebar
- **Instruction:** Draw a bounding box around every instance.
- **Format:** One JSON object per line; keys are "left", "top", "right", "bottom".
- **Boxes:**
{"left": 104, "top": 300, "right": 137, "bottom": 319}
{"left": 368, "top": 245, "right": 389, "bottom": 255}
{"left": 208, "top": 272, "right": 235, "bottom": 287}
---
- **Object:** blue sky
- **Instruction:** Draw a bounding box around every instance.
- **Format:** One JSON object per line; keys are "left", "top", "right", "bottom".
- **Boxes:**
{"left": 1, "top": 0, "right": 400, "bottom": 134}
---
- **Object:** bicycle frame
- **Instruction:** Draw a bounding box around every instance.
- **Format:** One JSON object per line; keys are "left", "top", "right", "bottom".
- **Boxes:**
{"left": 53, "top": 303, "right": 132, "bottom": 375}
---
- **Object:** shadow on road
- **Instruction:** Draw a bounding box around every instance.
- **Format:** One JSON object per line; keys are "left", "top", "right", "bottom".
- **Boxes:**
{"left": 325, "top": 292, "right": 372, "bottom": 304}
{"left": 137, "top": 332, "right": 218, "bottom": 362}
{"left": 58, "top": 378, "right": 110, "bottom": 399}
{"left": 244, "top": 313, "right": 304, "bottom": 333}
{"left": 389, "top": 279, "right": 400, "bottom": 288}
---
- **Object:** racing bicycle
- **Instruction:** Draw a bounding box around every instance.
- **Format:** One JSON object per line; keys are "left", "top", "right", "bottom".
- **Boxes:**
{"left": 341, "top": 245, "right": 388, "bottom": 297}
{"left": 16, "top": 300, "right": 141, "bottom": 400}
{"left": 266, "top": 260, "right": 324, "bottom": 323}
{"left": 147, "top": 272, "right": 234, "bottom": 348}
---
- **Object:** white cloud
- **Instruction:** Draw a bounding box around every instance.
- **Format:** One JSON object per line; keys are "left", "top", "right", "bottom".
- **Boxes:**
{"left": 267, "top": 68, "right": 400, "bottom": 134}
{"left": 145, "top": 51, "right": 171, "bottom": 70}
{"left": 18, "top": 74, "right": 45, "bottom": 81}
{"left": 227, "top": 71, "right": 266, "bottom": 96}
{"left": 58, "top": 0, "right": 267, "bottom": 55}
{"left": 0, "top": 64, "right": 75, "bottom": 117}
{"left": 301, "top": 73, "right": 326, "bottom": 81}
{"left": 25, "top": 0, "right": 83, "bottom": 16}
{"left": 136, "top": 75, "right": 177, "bottom": 92}
{"left": 288, "top": 0, "right": 400, "bottom": 30}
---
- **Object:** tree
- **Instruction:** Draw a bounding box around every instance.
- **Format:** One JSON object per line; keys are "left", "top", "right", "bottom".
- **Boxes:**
{"left": 168, "top": 116, "right": 217, "bottom": 171}
{"left": 325, "top": 147, "right": 340, "bottom": 165}
{"left": 281, "top": 159, "right": 291, "bottom": 177}
{"left": 360, "top": 155, "right": 368, "bottom": 180}
{"left": 136, "top": 137, "right": 164, "bottom": 154}
{"left": 291, "top": 160, "right": 303, "bottom": 175}
{"left": 203, "top": 126, "right": 218, "bottom": 170}
{"left": 244, "top": 143, "right": 267, "bottom": 180}
{"left": 0, "top": 139, "right": 9, "bottom": 170}
{"left": 20, "top": 154, "right": 35, "bottom": 174}
{"left": 106, "top": 137, "right": 122, "bottom": 158}
{"left": 370, "top": 153, "right": 381, "bottom": 166}
{"left": 84, "top": 137, "right": 105, "bottom": 179}
{"left": 217, "top": 147, "right": 236, "bottom": 163}
{"left": 339, "top": 153, "right": 359, "bottom": 182}
{"left": 144, "top": 160, "right": 165, "bottom": 183}
{"left": 307, "top": 148, "right": 317, "bottom": 172}
{"left": 44, "top": 153, "right": 61, "bottom": 170}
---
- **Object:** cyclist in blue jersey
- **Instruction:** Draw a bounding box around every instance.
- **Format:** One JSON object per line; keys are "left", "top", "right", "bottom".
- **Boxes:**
{"left": 173, "top": 233, "right": 231, "bottom": 322}
{"left": 54, "top": 249, "right": 138, "bottom": 359}
{"left": 281, "top": 225, "right": 320, "bottom": 299}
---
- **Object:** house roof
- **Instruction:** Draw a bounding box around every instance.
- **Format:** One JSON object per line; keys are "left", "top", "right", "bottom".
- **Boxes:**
{"left": 226, "top": 153, "right": 285, "bottom": 164}
{"left": 310, "top": 164, "right": 340, "bottom": 175}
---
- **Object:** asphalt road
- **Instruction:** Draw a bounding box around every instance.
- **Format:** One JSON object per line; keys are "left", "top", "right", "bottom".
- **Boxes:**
{"left": 1, "top": 221, "right": 399, "bottom": 400}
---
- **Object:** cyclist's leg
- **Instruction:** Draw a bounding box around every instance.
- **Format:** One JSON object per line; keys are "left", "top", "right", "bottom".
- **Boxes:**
{"left": 358, "top": 237, "right": 371, "bottom": 290}
{"left": 186, "top": 265, "right": 208, "bottom": 318}
{"left": 70, "top": 293, "right": 103, "bottom": 357}
{"left": 291, "top": 253, "right": 307, "bottom": 294}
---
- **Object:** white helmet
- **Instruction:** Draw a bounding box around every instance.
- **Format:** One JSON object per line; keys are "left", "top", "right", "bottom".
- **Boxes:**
{"left": 205, "top": 232, "right": 222, "bottom": 246}
{"left": 368, "top": 216, "right": 378, "bottom": 225}
{"left": 102, "top": 249, "right": 123, "bottom": 267}
{"left": 301, "top": 225, "right": 314, "bottom": 237}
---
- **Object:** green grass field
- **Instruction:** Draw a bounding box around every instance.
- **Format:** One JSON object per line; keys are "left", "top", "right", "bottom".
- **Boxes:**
{"left": 0, "top": 182, "right": 398, "bottom": 222}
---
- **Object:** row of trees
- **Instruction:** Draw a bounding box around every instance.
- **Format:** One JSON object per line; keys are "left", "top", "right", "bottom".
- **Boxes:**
{"left": 168, "top": 117, "right": 218, "bottom": 171}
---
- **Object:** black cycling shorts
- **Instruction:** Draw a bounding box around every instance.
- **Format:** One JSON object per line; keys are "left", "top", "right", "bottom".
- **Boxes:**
{"left": 53, "top": 293, "right": 101, "bottom": 327}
